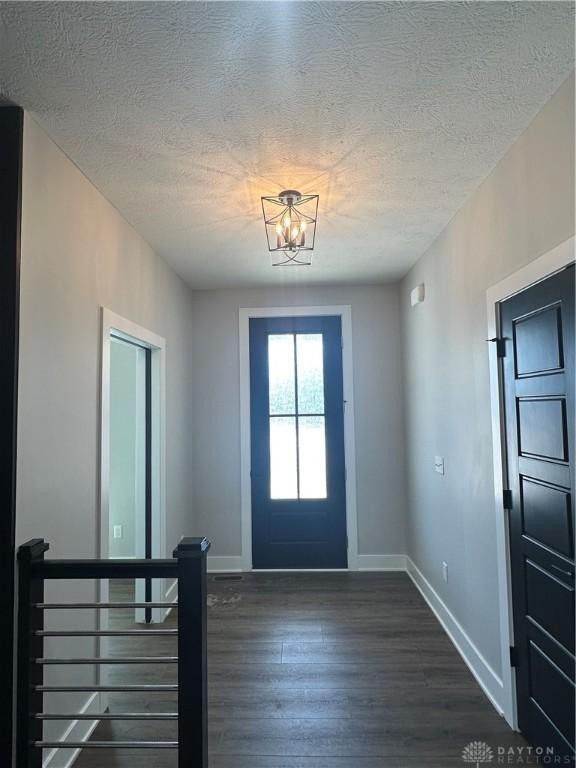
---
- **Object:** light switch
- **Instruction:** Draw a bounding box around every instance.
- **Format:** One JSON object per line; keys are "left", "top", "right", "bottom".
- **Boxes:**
{"left": 434, "top": 456, "right": 445, "bottom": 475}
{"left": 113, "top": 525, "right": 123, "bottom": 539}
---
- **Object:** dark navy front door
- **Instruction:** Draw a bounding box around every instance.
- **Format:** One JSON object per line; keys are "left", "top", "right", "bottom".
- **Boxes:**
{"left": 250, "top": 316, "right": 347, "bottom": 569}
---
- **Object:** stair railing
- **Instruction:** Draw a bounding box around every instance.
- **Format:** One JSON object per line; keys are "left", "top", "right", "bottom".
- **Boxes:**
{"left": 16, "top": 536, "right": 210, "bottom": 768}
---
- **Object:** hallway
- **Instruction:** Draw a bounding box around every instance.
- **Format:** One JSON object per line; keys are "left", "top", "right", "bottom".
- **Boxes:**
{"left": 74, "top": 572, "right": 526, "bottom": 767}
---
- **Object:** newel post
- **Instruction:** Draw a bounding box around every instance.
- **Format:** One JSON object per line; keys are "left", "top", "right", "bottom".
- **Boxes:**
{"left": 174, "top": 536, "right": 210, "bottom": 768}
{"left": 16, "top": 539, "right": 49, "bottom": 768}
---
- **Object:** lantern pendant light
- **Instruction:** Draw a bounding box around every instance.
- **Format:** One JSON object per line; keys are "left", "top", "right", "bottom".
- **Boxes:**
{"left": 261, "top": 190, "right": 319, "bottom": 266}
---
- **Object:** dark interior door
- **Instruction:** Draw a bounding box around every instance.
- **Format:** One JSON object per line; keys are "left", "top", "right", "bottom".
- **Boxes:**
{"left": 501, "top": 264, "right": 575, "bottom": 759}
{"left": 250, "top": 316, "right": 347, "bottom": 569}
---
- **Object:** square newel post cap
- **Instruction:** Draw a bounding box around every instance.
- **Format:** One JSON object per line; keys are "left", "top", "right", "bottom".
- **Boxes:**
{"left": 17, "top": 539, "right": 50, "bottom": 562}
{"left": 173, "top": 537, "right": 211, "bottom": 558}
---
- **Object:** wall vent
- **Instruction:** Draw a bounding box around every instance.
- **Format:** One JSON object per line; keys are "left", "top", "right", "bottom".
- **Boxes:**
{"left": 212, "top": 574, "right": 244, "bottom": 582}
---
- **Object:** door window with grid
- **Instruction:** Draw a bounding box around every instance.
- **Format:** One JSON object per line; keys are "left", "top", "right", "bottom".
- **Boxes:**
{"left": 268, "top": 333, "right": 327, "bottom": 500}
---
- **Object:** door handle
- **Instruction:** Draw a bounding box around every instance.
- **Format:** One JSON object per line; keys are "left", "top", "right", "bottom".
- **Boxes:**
{"left": 549, "top": 564, "right": 575, "bottom": 579}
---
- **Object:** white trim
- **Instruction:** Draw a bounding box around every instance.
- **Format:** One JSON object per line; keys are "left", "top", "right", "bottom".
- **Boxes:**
{"left": 207, "top": 554, "right": 406, "bottom": 573}
{"left": 244, "top": 568, "right": 348, "bottom": 573}
{"left": 238, "top": 305, "right": 359, "bottom": 571}
{"left": 165, "top": 578, "right": 178, "bottom": 599}
{"left": 485, "top": 235, "right": 575, "bottom": 728}
{"left": 99, "top": 308, "right": 167, "bottom": 625}
{"left": 42, "top": 692, "right": 105, "bottom": 768}
{"left": 487, "top": 237, "right": 575, "bottom": 307}
{"left": 208, "top": 555, "right": 245, "bottom": 573}
{"left": 357, "top": 554, "right": 407, "bottom": 571}
{"left": 162, "top": 578, "right": 179, "bottom": 620}
{"left": 406, "top": 557, "right": 505, "bottom": 717}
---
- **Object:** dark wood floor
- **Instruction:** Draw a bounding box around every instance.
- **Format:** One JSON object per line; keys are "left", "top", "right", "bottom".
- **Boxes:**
{"left": 73, "top": 572, "right": 526, "bottom": 767}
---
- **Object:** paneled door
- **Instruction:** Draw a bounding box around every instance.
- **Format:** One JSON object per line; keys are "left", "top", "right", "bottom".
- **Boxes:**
{"left": 249, "top": 316, "right": 347, "bottom": 569}
{"left": 501, "top": 264, "right": 575, "bottom": 759}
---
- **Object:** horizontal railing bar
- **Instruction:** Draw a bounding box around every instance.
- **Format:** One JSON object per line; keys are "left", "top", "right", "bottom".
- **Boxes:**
{"left": 30, "top": 559, "right": 177, "bottom": 580}
{"left": 36, "top": 629, "right": 178, "bottom": 637}
{"left": 35, "top": 602, "right": 178, "bottom": 609}
{"left": 36, "top": 657, "right": 178, "bottom": 665}
{"left": 36, "top": 713, "right": 177, "bottom": 720}
{"left": 35, "top": 685, "right": 178, "bottom": 692}
{"left": 34, "top": 741, "right": 178, "bottom": 749}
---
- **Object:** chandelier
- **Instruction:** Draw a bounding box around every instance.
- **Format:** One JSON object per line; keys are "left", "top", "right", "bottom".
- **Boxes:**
{"left": 261, "top": 190, "right": 319, "bottom": 266}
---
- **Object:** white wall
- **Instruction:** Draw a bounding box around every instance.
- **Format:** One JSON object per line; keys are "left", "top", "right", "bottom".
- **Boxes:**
{"left": 16, "top": 114, "right": 197, "bottom": 761}
{"left": 189, "top": 283, "right": 406, "bottom": 560}
{"left": 400, "top": 71, "right": 575, "bottom": 687}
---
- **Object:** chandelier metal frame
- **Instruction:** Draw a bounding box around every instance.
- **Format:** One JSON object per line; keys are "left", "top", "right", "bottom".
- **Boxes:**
{"left": 261, "top": 190, "right": 319, "bottom": 266}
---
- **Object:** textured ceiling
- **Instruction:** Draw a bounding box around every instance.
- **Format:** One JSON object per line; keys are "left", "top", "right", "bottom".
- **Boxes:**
{"left": 0, "top": 2, "right": 573, "bottom": 288}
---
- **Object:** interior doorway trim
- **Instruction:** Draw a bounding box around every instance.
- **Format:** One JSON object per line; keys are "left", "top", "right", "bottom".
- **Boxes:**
{"left": 239, "top": 305, "right": 359, "bottom": 571}
{"left": 486, "top": 235, "right": 575, "bottom": 729}
{"left": 99, "top": 308, "right": 167, "bottom": 621}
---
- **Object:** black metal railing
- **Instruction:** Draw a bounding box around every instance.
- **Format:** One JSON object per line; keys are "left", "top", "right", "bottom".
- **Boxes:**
{"left": 16, "top": 536, "right": 210, "bottom": 767}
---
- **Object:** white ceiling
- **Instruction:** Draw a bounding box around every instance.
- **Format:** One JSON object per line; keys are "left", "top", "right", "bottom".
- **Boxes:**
{"left": 0, "top": 2, "right": 573, "bottom": 288}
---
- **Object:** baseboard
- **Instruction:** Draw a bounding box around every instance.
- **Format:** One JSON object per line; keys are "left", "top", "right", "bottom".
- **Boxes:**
{"left": 163, "top": 577, "right": 178, "bottom": 620}
{"left": 208, "top": 554, "right": 407, "bottom": 572}
{"left": 208, "top": 555, "right": 244, "bottom": 572}
{"left": 357, "top": 554, "right": 407, "bottom": 571}
{"left": 406, "top": 557, "right": 505, "bottom": 716}
{"left": 43, "top": 691, "right": 104, "bottom": 768}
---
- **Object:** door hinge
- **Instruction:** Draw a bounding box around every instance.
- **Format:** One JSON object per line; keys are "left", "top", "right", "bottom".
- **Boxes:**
{"left": 509, "top": 646, "right": 518, "bottom": 667}
{"left": 503, "top": 489, "right": 513, "bottom": 510}
{"left": 488, "top": 337, "right": 506, "bottom": 358}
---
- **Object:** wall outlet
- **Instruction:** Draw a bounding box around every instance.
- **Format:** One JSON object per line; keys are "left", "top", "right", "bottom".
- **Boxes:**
{"left": 442, "top": 561, "right": 449, "bottom": 583}
{"left": 113, "top": 525, "right": 123, "bottom": 539}
{"left": 434, "top": 456, "right": 445, "bottom": 475}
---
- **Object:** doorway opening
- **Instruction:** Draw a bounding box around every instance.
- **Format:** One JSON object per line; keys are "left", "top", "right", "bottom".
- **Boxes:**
{"left": 100, "top": 308, "right": 167, "bottom": 623}
{"left": 250, "top": 315, "right": 347, "bottom": 569}
{"left": 499, "top": 266, "right": 574, "bottom": 758}
{"left": 240, "top": 306, "right": 358, "bottom": 571}
{"left": 487, "top": 236, "right": 575, "bottom": 740}
{"left": 109, "top": 335, "right": 152, "bottom": 620}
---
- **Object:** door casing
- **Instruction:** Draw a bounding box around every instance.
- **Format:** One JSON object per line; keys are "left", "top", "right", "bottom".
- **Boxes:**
{"left": 486, "top": 236, "right": 575, "bottom": 729}
{"left": 239, "top": 305, "right": 358, "bottom": 571}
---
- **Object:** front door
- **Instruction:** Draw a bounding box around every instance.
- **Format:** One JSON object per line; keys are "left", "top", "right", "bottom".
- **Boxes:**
{"left": 501, "top": 265, "right": 575, "bottom": 759}
{"left": 250, "top": 315, "right": 347, "bottom": 569}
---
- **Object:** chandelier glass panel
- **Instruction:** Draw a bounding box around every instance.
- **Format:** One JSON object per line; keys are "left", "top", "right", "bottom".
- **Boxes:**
{"left": 261, "top": 190, "right": 319, "bottom": 266}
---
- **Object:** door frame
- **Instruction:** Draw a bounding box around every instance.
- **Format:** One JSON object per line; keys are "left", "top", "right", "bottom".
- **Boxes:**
{"left": 486, "top": 235, "right": 575, "bottom": 729}
{"left": 99, "top": 308, "right": 167, "bottom": 622}
{"left": 239, "top": 305, "right": 358, "bottom": 571}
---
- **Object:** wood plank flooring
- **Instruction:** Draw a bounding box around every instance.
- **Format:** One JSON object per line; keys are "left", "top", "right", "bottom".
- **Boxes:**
{"left": 73, "top": 572, "right": 527, "bottom": 767}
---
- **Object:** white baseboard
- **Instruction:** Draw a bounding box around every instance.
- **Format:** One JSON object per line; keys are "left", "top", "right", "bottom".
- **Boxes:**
{"left": 357, "top": 554, "right": 407, "bottom": 571}
{"left": 208, "top": 555, "right": 244, "bottom": 572}
{"left": 163, "top": 577, "right": 178, "bottom": 620}
{"left": 406, "top": 557, "right": 505, "bottom": 716}
{"left": 43, "top": 692, "right": 105, "bottom": 768}
{"left": 207, "top": 554, "right": 407, "bottom": 572}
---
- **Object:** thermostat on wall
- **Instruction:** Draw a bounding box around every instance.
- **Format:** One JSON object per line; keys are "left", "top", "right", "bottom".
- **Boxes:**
{"left": 410, "top": 283, "right": 425, "bottom": 307}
